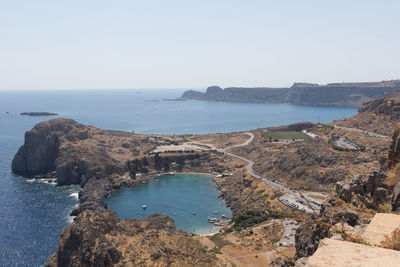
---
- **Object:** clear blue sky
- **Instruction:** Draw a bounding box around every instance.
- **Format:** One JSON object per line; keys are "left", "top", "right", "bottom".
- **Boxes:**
{"left": 1, "top": 0, "right": 399, "bottom": 90}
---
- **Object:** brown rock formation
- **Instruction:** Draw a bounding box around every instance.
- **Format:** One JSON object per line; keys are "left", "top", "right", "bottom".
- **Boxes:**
{"left": 46, "top": 211, "right": 218, "bottom": 267}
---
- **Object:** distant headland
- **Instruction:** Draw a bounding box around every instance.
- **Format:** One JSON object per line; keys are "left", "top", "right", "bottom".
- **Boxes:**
{"left": 178, "top": 80, "right": 400, "bottom": 106}
{"left": 20, "top": 112, "right": 58, "bottom": 116}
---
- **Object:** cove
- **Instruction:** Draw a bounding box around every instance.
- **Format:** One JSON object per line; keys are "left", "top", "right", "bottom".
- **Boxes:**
{"left": 106, "top": 174, "right": 232, "bottom": 235}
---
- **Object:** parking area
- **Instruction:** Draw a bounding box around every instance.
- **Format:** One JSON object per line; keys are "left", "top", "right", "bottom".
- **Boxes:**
{"left": 275, "top": 220, "right": 300, "bottom": 247}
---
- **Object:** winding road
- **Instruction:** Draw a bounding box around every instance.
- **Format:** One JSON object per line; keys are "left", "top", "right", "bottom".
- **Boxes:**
{"left": 220, "top": 132, "right": 320, "bottom": 214}
{"left": 333, "top": 125, "right": 390, "bottom": 139}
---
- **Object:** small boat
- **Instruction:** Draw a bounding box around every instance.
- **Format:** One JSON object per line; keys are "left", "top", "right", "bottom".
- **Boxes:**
{"left": 142, "top": 204, "right": 147, "bottom": 209}
{"left": 155, "top": 179, "right": 159, "bottom": 182}
{"left": 192, "top": 212, "right": 196, "bottom": 215}
{"left": 221, "top": 214, "right": 227, "bottom": 219}
{"left": 208, "top": 218, "right": 218, "bottom": 223}
{"left": 213, "top": 211, "right": 219, "bottom": 214}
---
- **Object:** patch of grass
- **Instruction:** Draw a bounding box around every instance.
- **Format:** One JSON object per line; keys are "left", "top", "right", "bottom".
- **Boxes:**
{"left": 263, "top": 131, "right": 309, "bottom": 140}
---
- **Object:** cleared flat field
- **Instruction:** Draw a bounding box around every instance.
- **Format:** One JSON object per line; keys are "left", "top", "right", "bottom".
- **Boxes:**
{"left": 263, "top": 131, "right": 309, "bottom": 140}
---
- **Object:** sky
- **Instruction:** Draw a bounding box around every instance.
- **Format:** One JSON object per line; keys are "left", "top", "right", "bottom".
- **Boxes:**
{"left": 0, "top": 0, "right": 399, "bottom": 90}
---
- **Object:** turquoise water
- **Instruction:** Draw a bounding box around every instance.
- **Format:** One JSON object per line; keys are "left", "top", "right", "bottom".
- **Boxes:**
{"left": 107, "top": 174, "right": 231, "bottom": 235}
{"left": 0, "top": 89, "right": 357, "bottom": 266}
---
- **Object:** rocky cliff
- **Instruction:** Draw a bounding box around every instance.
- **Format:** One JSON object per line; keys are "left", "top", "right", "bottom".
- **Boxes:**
{"left": 179, "top": 80, "right": 400, "bottom": 106}
{"left": 11, "top": 119, "right": 147, "bottom": 216}
{"left": 12, "top": 119, "right": 121, "bottom": 186}
{"left": 46, "top": 211, "right": 218, "bottom": 267}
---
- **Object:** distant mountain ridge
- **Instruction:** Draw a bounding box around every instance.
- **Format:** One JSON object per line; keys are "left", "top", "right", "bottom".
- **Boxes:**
{"left": 179, "top": 80, "right": 400, "bottom": 106}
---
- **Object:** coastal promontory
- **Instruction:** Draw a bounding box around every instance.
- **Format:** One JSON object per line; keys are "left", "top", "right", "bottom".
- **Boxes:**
{"left": 178, "top": 79, "right": 400, "bottom": 106}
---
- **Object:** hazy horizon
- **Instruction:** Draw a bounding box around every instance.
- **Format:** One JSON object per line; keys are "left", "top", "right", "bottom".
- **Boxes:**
{"left": 1, "top": 0, "right": 399, "bottom": 90}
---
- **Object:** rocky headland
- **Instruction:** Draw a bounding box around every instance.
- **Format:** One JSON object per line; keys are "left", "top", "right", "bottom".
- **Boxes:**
{"left": 178, "top": 79, "right": 400, "bottom": 106}
{"left": 20, "top": 112, "right": 58, "bottom": 116}
{"left": 46, "top": 211, "right": 218, "bottom": 267}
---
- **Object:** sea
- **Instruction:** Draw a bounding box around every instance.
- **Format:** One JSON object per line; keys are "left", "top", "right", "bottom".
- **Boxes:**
{"left": 0, "top": 89, "right": 357, "bottom": 266}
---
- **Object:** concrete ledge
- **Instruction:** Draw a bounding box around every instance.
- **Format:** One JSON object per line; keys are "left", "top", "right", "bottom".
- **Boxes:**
{"left": 306, "top": 238, "right": 400, "bottom": 267}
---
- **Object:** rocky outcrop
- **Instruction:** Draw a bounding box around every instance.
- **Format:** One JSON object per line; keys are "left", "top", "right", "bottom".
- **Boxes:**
{"left": 12, "top": 119, "right": 99, "bottom": 181}
{"left": 11, "top": 119, "right": 136, "bottom": 216}
{"left": 295, "top": 222, "right": 330, "bottom": 259}
{"left": 11, "top": 119, "right": 127, "bottom": 187}
{"left": 389, "top": 128, "right": 400, "bottom": 168}
{"left": 391, "top": 182, "right": 400, "bottom": 211}
{"left": 334, "top": 90, "right": 400, "bottom": 136}
{"left": 289, "top": 80, "right": 400, "bottom": 106}
{"left": 47, "top": 211, "right": 218, "bottom": 267}
{"left": 336, "top": 171, "right": 388, "bottom": 208}
{"left": 12, "top": 120, "right": 61, "bottom": 175}
{"left": 333, "top": 208, "right": 360, "bottom": 227}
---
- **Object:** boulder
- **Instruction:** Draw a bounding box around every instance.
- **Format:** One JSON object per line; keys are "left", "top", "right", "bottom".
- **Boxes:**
{"left": 349, "top": 174, "right": 365, "bottom": 195}
{"left": 336, "top": 182, "right": 352, "bottom": 202}
{"left": 366, "top": 171, "right": 386, "bottom": 195}
{"left": 343, "top": 208, "right": 359, "bottom": 227}
{"left": 295, "top": 222, "right": 330, "bottom": 259}
{"left": 373, "top": 187, "right": 388, "bottom": 204}
{"left": 391, "top": 181, "right": 400, "bottom": 211}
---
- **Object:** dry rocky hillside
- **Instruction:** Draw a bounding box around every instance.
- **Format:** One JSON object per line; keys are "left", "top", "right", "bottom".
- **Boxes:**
{"left": 227, "top": 124, "right": 390, "bottom": 192}
{"left": 46, "top": 211, "right": 218, "bottom": 267}
{"left": 336, "top": 90, "right": 400, "bottom": 136}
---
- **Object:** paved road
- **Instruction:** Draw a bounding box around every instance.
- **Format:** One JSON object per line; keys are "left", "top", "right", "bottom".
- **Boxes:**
{"left": 333, "top": 125, "right": 390, "bottom": 139}
{"left": 221, "top": 132, "right": 321, "bottom": 214}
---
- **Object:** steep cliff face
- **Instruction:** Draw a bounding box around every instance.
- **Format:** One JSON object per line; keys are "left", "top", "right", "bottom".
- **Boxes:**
{"left": 11, "top": 119, "right": 121, "bottom": 186}
{"left": 46, "top": 211, "right": 218, "bottom": 267}
{"left": 11, "top": 120, "right": 63, "bottom": 175}
{"left": 180, "top": 86, "right": 290, "bottom": 102}
{"left": 179, "top": 80, "right": 400, "bottom": 106}
{"left": 288, "top": 81, "right": 400, "bottom": 106}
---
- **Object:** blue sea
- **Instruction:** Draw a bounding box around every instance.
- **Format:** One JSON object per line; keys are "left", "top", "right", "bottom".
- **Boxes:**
{"left": 0, "top": 89, "right": 357, "bottom": 266}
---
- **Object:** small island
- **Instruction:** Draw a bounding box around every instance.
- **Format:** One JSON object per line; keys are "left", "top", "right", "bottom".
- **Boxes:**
{"left": 20, "top": 112, "right": 58, "bottom": 116}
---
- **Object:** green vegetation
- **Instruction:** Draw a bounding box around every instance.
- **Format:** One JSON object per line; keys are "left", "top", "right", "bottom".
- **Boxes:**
{"left": 328, "top": 136, "right": 366, "bottom": 152}
{"left": 271, "top": 191, "right": 284, "bottom": 200}
{"left": 263, "top": 131, "right": 309, "bottom": 141}
{"left": 231, "top": 209, "right": 283, "bottom": 230}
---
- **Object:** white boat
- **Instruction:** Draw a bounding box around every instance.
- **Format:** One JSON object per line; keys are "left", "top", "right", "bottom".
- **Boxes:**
{"left": 221, "top": 214, "right": 227, "bottom": 219}
{"left": 213, "top": 211, "right": 219, "bottom": 214}
{"left": 142, "top": 204, "right": 147, "bottom": 209}
{"left": 208, "top": 218, "right": 218, "bottom": 223}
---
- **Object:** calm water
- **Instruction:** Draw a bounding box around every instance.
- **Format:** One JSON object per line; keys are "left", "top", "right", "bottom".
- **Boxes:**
{"left": 107, "top": 174, "right": 232, "bottom": 235}
{"left": 0, "top": 89, "right": 357, "bottom": 266}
